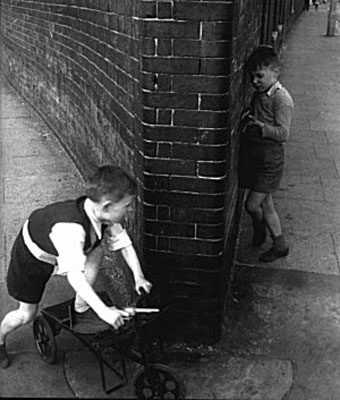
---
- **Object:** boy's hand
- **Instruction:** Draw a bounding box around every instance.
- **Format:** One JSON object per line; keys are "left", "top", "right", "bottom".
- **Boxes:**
{"left": 241, "top": 109, "right": 251, "bottom": 120}
{"left": 99, "top": 307, "right": 131, "bottom": 329}
{"left": 248, "top": 115, "right": 265, "bottom": 129}
{"left": 134, "top": 277, "right": 153, "bottom": 295}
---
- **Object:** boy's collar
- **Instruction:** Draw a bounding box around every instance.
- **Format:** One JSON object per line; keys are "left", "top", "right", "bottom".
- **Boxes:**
{"left": 265, "top": 81, "right": 281, "bottom": 97}
{"left": 84, "top": 198, "right": 103, "bottom": 239}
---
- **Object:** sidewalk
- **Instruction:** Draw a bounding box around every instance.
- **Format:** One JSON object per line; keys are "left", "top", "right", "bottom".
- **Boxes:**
{"left": 0, "top": 3, "right": 339, "bottom": 399}
{"left": 231, "top": 4, "right": 340, "bottom": 400}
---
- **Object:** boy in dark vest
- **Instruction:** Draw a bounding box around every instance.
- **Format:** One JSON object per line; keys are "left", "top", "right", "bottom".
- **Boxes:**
{"left": 0, "top": 164, "right": 153, "bottom": 368}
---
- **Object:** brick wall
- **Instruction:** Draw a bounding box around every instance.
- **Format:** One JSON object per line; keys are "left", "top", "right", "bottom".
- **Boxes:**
{"left": 0, "top": 0, "right": 141, "bottom": 178}
{"left": 0, "top": 0, "right": 305, "bottom": 343}
{"left": 140, "top": 1, "right": 236, "bottom": 342}
{"left": 0, "top": 0, "right": 144, "bottom": 312}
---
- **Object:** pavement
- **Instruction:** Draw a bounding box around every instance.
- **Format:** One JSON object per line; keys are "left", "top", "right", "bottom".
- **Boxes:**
{"left": 0, "top": 3, "right": 340, "bottom": 399}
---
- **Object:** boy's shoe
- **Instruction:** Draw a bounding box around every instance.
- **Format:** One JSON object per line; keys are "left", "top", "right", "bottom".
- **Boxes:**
{"left": 259, "top": 246, "right": 289, "bottom": 263}
{"left": 0, "top": 344, "right": 10, "bottom": 369}
{"left": 73, "top": 309, "right": 111, "bottom": 334}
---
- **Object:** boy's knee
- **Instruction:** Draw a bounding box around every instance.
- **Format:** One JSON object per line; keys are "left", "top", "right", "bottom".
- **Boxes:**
{"left": 261, "top": 197, "right": 275, "bottom": 214}
{"left": 16, "top": 303, "right": 38, "bottom": 325}
{"left": 245, "top": 199, "right": 259, "bottom": 215}
{"left": 19, "top": 309, "right": 36, "bottom": 325}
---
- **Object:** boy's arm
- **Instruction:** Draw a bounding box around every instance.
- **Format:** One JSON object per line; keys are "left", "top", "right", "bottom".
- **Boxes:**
{"left": 120, "top": 244, "right": 153, "bottom": 295}
{"left": 107, "top": 224, "right": 153, "bottom": 295}
{"left": 249, "top": 91, "right": 294, "bottom": 142}
{"left": 67, "top": 271, "right": 130, "bottom": 328}
{"left": 50, "top": 223, "right": 130, "bottom": 327}
{"left": 261, "top": 103, "right": 293, "bottom": 142}
{"left": 262, "top": 92, "right": 294, "bottom": 142}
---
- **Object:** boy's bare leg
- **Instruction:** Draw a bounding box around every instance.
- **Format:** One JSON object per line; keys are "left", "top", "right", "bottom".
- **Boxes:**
{"left": 260, "top": 194, "right": 289, "bottom": 262}
{"left": 245, "top": 191, "right": 266, "bottom": 221}
{"left": 0, "top": 302, "right": 38, "bottom": 368}
{"left": 74, "top": 245, "right": 104, "bottom": 313}
{"left": 261, "top": 194, "right": 282, "bottom": 237}
{"left": 245, "top": 191, "right": 267, "bottom": 246}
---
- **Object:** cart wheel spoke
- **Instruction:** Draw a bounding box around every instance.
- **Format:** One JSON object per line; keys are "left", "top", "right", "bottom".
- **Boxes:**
{"left": 134, "top": 364, "right": 186, "bottom": 399}
{"left": 33, "top": 315, "right": 57, "bottom": 364}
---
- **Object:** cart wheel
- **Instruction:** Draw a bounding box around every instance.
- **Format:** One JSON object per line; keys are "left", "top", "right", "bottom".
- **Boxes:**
{"left": 33, "top": 315, "right": 57, "bottom": 364}
{"left": 134, "top": 363, "right": 186, "bottom": 399}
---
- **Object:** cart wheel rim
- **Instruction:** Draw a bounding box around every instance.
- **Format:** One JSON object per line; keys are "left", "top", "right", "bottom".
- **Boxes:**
{"left": 134, "top": 363, "right": 186, "bottom": 399}
{"left": 33, "top": 315, "right": 57, "bottom": 364}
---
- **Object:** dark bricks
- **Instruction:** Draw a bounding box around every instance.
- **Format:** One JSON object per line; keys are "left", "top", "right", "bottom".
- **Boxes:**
{"left": 143, "top": 57, "right": 200, "bottom": 74}
{"left": 173, "top": 40, "right": 232, "bottom": 58}
{"left": 172, "top": 76, "right": 229, "bottom": 94}
{"left": 142, "top": 21, "right": 200, "bottom": 39}
{"left": 173, "top": 110, "right": 228, "bottom": 128}
{"left": 143, "top": 92, "right": 198, "bottom": 109}
{"left": 173, "top": 2, "right": 233, "bottom": 21}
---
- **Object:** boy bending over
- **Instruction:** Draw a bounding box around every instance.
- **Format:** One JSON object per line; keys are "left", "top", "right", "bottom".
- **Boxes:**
{"left": 0, "top": 164, "right": 152, "bottom": 368}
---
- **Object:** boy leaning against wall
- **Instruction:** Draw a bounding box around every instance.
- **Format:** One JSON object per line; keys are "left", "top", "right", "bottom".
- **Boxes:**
{"left": 239, "top": 45, "right": 294, "bottom": 263}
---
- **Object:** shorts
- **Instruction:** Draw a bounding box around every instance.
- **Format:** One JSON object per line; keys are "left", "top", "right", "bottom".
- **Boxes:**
{"left": 6, "top": 230, "right": 55, "bottom": 304}
{"left": 239, "top": 139, "right": 284, "bottom": 194}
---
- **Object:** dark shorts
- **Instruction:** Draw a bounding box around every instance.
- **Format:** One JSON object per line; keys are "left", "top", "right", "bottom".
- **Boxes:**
{"left": 239, "top": 139, "right": 284, "bottom": 194}
{"left": 6, "top": 231, "right": 55, "bottom": 304}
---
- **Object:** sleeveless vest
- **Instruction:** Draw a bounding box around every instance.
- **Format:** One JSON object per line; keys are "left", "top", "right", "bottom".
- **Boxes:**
{"left": 27, "top": 197, "right": 98, "bottom": 258}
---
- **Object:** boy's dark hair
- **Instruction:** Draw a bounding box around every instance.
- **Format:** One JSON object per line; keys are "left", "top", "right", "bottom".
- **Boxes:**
{"left": 245, "top": 45, "right": 280, "bottom": 72}
{"left": 85, "top": 164, "right": 137, "bottom": 202}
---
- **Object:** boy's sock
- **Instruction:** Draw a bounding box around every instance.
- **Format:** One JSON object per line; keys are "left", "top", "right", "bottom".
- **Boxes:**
{"left": 0, "top": 344, "right": 10, "bottom": 369}
{"left": 259, "top": 234, "right": 289, "bottom": 262}
{"left": 272, "top": 234, "right": 288, "bottom": 251}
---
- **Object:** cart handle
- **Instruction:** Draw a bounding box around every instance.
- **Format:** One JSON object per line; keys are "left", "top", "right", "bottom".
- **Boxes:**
{"left": 123, "top": 307, "right": 160, "bottom": 314}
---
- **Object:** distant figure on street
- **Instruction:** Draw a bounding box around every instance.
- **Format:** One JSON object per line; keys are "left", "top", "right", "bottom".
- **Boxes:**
{"left": 313, "top": 0, "right": 320, "bottom": 10}
{"left": 305, "top": 0, "right": 310, "bottom": 10}
{"left": 0, "top": 164, "right": 153, "bottom": 368}
{"left": 239, "top": 46, "right": 294, "bottom": 262}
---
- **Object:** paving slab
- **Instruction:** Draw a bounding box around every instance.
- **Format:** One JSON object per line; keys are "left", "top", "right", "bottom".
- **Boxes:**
{"left": 235, "top": 212, "right": 340, "bottom": 274}
{"left": 64, "top": 348, "right": 293, "bottom": 400}
{"left": 284, "top": 156, "right": 338, "bottom": 178}
{"left": 0, "top": 351, "right": 74, "bottom": 398}
{"left": 224, "top": 266, "right": 340, "bottom": 400}
{"left": 314, "top": 143, "right": 340, "bottom": 160}
{"left": 325, "top": 130, "right": 340, "bottom": 144}
{"left": 275, "top": 198, "right": 340, "bottom": 234}
{"left": 289, "top": 129, "right": 328, "bottom": 144}
{"left": 311, "top": 120, "right": 340, "bottom": 131}
{"left": 277, "top": 175, "right": 324, "bottom": 202}
{"left": 320, "top": 177, "right": 340, "bottom": 203}
{"left": 285, "top": 141, "right": 315, "bottom": 158}
{"left": 4, "top": 173, "right": 84, "bottom": 206}
{"left": 0, "top": 154, "right": 75, "bottom": 178}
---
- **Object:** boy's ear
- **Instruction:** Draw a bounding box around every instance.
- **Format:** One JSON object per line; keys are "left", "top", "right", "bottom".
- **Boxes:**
{"left": 101, "top": 200, "right": 112, "bottom": 211}
{"left": 274, "top": 66, "right": 281, "bottom": 76}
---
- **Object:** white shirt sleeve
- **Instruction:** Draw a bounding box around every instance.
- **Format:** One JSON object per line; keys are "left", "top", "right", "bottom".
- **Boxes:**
{"left": 49, "top": 223, "right": 87, "bottom": 276}
{"left": 107, "top": 223, "right": 132, "bottom": 251}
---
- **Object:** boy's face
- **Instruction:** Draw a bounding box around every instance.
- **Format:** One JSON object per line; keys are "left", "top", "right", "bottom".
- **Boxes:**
{"left": 249, "top": 65, "right": 280, "bottom": 93}
{"left": 95, "top": 194, "right": 135, "bottom": 226}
